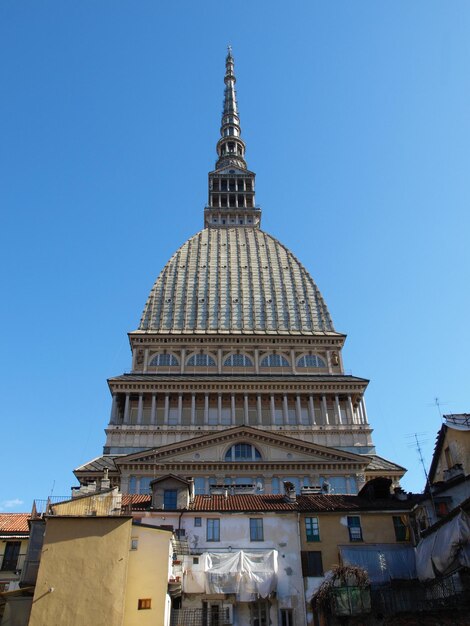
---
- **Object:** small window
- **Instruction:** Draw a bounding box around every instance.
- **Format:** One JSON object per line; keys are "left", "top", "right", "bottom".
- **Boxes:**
{"left": 305, "top": 517, "right": 320, "bottom": 542}
{"left": 130, "top": 538, "right": 139, "bottom": 550}
{"left": 347, "top": 516, "right": 363, "bottom": 542}
{"left": 187, "top": 353, "right": 216, "bottom": 367}
{"left": 301, "top": 551, "right": 323, "bottom": 577}
{"left": 225, "top": 444, "right": 262, "bottom": 461}
{"left": 138, "top": 598, "right": 152, "bottom": 610}
{"left": 393, "top": 516, "right": 409, "bottom": 541}
{"left": 207, "top": 518, "right": 220, "bottom": 542}
{"left": 193, "top": 557, "right": 199, "bottom": 565}
{"left": 297, "top": 354, "right": 326, "bottom": 368}
{"left": 223, "top": 353, "right": 253, "bottom": 367}
{"left": 260, "top": 354, "right": 289, "bottom": 367}
{"left": 436, "top": 501, "right": 450, "bottom": 518}
{"left": 194, "top": 517, "right": 202, "bottom": 527}
{"left": 250, "top": 518, "right": 264, "bottom": 541}
{"left": 163, "top": 489, "right": 178, "bottom": 510}
{"left": 280, "top": 608, "right": 294, "bottom": 626}
{"left": 149, "top": 353, "right": 179, "bottom": 367}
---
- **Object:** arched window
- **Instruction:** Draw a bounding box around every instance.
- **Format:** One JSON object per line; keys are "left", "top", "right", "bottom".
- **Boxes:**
{"left": 149, "top": 353, "right": 179, "bottom": 367}
{"left": 187, "top": 353, "right": 216, "bottom": 367}
{"left": 297, "top": 354, "right": 326, "bottom": 368}
{"left": 260, "top": 354, "right": 289, "bottom": 367}
{"left": 224, "top": 444, "right": 262, "bottom": 461}
{"left": 224, "top": 354, "right": 253, "bottom": 367}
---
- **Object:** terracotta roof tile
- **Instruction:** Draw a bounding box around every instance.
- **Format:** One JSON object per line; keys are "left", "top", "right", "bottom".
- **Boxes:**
{"left": 190, "top": 495, "right": 296, "bottom": 512}
{"left": 0, "top": 513, "right": 30, "bottom": 534}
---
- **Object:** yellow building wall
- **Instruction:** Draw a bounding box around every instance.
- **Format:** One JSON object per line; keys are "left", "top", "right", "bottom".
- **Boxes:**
{"left": 300, "top": 512, "right": 411, "bottom": 570}
{"left": 434, "top": 429, "right": 470, "bottom": 482}
{"left": 123, "top": 525, "right": 172, "bottom": 626}
{"left": 28, "top": 517, "right": 132, "bottom": 626}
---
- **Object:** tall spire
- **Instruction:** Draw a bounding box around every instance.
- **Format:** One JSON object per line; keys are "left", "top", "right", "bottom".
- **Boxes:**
{"left": 204, "top": 48, "right": 261, "bottom": 229}
{"left": 215, "top": 47, "right": 247, "bottom": 170}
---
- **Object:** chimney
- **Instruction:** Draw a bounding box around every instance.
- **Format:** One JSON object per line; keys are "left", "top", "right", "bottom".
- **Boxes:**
{"left": 283, "top": 481, "right": 296, "bottom": 503}
{"left": 101, "top": 468, "right": 111, "bottom": 491}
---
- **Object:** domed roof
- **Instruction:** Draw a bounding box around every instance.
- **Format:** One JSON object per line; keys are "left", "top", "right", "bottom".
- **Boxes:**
{"left": 139, "top": 228, "right": 335, "bottom": 335}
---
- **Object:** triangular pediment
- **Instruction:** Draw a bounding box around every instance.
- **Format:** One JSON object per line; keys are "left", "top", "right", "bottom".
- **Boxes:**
{"left": 211, "top": 166, "right": 255, "bottom": 177}
{"left": 114, "top": 426, "right": 370, "bottom": 468}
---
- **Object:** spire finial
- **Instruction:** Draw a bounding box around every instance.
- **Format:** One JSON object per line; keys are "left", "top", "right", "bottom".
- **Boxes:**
{"left": 215, "top": 47, "right": 246, "bottom": 170}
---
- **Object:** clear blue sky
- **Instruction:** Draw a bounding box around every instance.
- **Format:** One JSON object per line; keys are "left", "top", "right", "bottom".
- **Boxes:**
{"left": 1, "top": 2, "right": 469, "bottom": 512}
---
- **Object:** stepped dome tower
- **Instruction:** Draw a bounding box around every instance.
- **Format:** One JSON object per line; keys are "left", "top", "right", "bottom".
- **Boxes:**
{"left": 75, "top": 50, "right": 405, "bottom": 496}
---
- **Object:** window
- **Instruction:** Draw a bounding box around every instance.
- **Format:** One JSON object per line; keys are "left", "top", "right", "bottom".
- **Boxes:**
{"left": 301, "top": 551, "right": 323, "bottom": 577}
{"left": 1, "top": 542, "right": 21, "bottom": 571}
{"left": 163, "top": 489, "right": 178, "bottom": 509}
{"left": 130, "top": 538, "right": 138, "bottom": 550}
{"left": 187, "top": 353, "right": 216, "bottom": 367}
{"left": 149, "top": 353, "right": 179, "bottom": 366}
{"left": 224, "top": 353, "right": 253, "bottom": 367}
{"left": 297, "top": 354, "right": 326, "bottom": 368}
{"left": 194, "top": 517, "right": 202, "bottom": 527}
{"left": 260, "top": 354, "right": 289, "bottom": 367}
{"left": 138, "top": 598, "right": 152, "bottom": 610}
{"left": 347, "top": 516, "right": 363, "bottom": 542}
{"left": 207, "top": 519, "right": 220, "bottom": 542}
{"left": 250, "top": 518, "right": 264, "bottom": 541}
{"left": 393, "top": 516, "right": 409, "bottom": 541}
{"left": 280, "top": 608, "right": 294, "bottom": 626}
{"left": 193, "top": 557, "right": 199, "bottom": 565}
{"left": 224, "top": 443, "right": 262, "bottom": 461}
{"left": 305, "top": 517, "right": 320, "bottom": 542}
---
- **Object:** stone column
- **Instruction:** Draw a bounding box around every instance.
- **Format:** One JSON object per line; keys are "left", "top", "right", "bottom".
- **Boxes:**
{"left": 231, "top": 394, "right": 236, "bottom": 425}
{"left": 151, "top": 394, "right": 157, "bottom": 425}
{"left": 191, "top": 394, "right": 196, "bottom": 425}
{"left": 124, "top": 393, "right": 130, "bottom": 423}
{"left": 143, "top": 348, "right": 149, "bottom": 373}
{"left": 244, "top": 395, "right": 249, "bottom": 424}
{"left": 254, "top": 348, "right": 259, "bottom": 374}
{"left": 347, "top": 396, "right": 354, "bottom": 425}
{"left": 361, "top": 398, "right": 369, "bottom": 424}
{"left": 164, "top": 394, "right": 169, "bottom": 425}
{"left": 257, "top": 395, "right": 262, "bottom": 425}
{"left": 180, "top": 348, "right": 186, "bottom": 374}
{"left": 290, "top": 349, "right": 296, "bottom": 374}
{"left": 283, "top": 395, "right": 289, "bottom": 425}
{"left": 309, "top": 396, "right": 315, "bottom": 425}
{"left": 270, "top": 395, "right": 276, "bottom": 424}
{"left": 137, "top": 394, "right": 144, "bottom": 425}
{"left": 321, "top": 395, "right": 329, "bottom": 425}
{"left": 296, "top": 395, "right": 302, "bottom": 424}
{"left": 335, "top": 395, "right": 341, "bottom": 425}
{"left": 110, "top": 394, "right": 118, "bottom": 424}
{"left": 218, "top": 394, "right": 222, "bottom": 425}
{"left": 178, "top": 394, "right": 183, "bottom": 423}
{"left": 204, "top": 394, "right": 209, "bottom": 425}
{"left": 217, "top": 348, "right": 222, "bottom": 374}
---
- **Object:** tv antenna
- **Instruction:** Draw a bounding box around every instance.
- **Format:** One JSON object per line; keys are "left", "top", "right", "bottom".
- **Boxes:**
{"left": 406, "top": 432, "right": 436, "bottom": 517}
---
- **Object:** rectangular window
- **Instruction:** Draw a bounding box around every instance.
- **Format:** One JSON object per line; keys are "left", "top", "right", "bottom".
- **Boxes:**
{"left": 130, "top": 538, "right": 138, "bottom": 551}
{"left": 1, "top": 542, "right": 21, "bottom": 571}
{"left": 301, "top": 551, "right": 323, "bottom": 577}
{"left": 207, "top": 518, "right": 220, "bottom": 542}
{"left": 280, "top": 608, "right": 294, "bottom": 626}
{"left": 163, "top": 489, "right": 178, "bottom": 509}
{"left": 305, "top": 517, "right": 320, "bottom": 542}
{"left": 138, "top": 598, "right": 152, "bottom": 610}
{"left": 194, "top": 517, "right": 202, "bottom": 527}
{"left": 250, "top": 518, "right": 264, "bottom": 541}
{"left": 393, "top": 516, "right": 409, "bottom": 541}
{"left": 347, "top": 516, "right": 363, "bottom": 542}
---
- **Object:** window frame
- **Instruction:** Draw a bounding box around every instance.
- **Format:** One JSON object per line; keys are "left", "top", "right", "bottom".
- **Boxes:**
{"left": 305, "top": 516, "right": 320, "bottom": 542}
{"left": 280, "top": 608, "right": 294, "bottom": 626}
{"left": 392, "top": 515, "right": 408, "bottom": 541}
{"left": 249, "top": 518, "right": 264, "bottom": 542}
{"left": 163, "top": 489, "right": 178, "bottom": 510}
{"left": 301, "top": 551, "right": 323, "bottom": 577}
{"left": 207, "top": 518, "right": 220, "bottom": 542}
{"left": 138, "top": 598, "right": 152, "bottom": 610}
{"left": 347, "top": 516, "right": 363, "bottom": 542}
{"left": 194, "top": 517, "right": 202, "bottom": 527}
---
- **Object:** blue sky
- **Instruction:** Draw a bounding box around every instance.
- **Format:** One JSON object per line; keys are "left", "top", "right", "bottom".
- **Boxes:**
{"left": 1, "top": 2, "right": 469, "bottom": 512}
